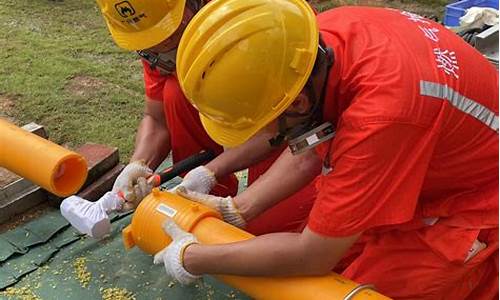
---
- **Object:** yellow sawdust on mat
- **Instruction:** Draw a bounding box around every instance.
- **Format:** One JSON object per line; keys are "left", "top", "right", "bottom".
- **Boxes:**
{"left": 73, "top": 257, "right": 91, "bottom": 288}
{"left": 101, "top": 287, "right": 136, "bottom": 300}
{"left": 0, "top": 287, "right": 41, "bottom": 300}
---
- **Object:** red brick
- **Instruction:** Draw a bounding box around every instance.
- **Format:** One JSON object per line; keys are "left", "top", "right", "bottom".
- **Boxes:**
{"left": 77, "top": 164, "right": 124, "bottom": 201}
{"left": 75, "top": 144, "right": 119, "bottom": 190}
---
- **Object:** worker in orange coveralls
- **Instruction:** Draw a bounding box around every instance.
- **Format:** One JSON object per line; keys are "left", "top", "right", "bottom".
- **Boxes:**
{"left": 153, "top": 0, "right": 499, "bottom": 299}
{"left": 94, "top": 0, "right": 317, "bottom": 234}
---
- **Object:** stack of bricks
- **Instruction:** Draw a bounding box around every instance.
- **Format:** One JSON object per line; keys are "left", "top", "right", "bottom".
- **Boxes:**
{"left": 73, "top": 143, "right": 124, "bottom": 201}
{"left": 0, "top": 123, "right": 124, "bottom": 224}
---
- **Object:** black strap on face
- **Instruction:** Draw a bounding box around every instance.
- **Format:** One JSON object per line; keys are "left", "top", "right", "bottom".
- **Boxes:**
{"left": 137, "top": 50, "right": 177, "bottom": 74}
{"left": 269, "top": 35, "right": 335, "bottom": 147}
{"left": 301, "top": 42, "right": 334, "bottom": 131}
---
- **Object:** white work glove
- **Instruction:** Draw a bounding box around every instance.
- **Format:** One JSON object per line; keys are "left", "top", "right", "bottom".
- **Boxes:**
{"left": 171, "top": 166, "right": 216, "bottom": 194}
{"left": 113, "top": 160, "right": 153, "bottom": 211}
{"left": 176, "top": 187, "right": 246, "bottom": 228}
{"left": 60, "top": 192, "right": 123, "bottom": 238}
{"left": 98, "top": 191, "right": 124, "bottom": 213}
{"left": 153, "top": 219, "right": 201, "bottom": 285}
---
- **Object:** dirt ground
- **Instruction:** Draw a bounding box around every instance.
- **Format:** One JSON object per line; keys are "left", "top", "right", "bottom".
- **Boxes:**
{"left": 0, "top": 93, "right": 18, "bottom": 124}
{"left": 64, "top": 75, "right": 107, "bottom": 98}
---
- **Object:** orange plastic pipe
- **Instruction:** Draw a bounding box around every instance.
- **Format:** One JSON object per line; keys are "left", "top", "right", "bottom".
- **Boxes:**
{"left": 123, "top": 189, "right": 391, "bottom": 300}
{"left": 0, "top": 118, "right": 88, "bottom": 196}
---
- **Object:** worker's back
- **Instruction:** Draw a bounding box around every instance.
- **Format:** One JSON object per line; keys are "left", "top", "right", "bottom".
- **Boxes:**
{"left": 309, "top": 9, "right": 498, "bottom": 297}
{"left": 315, "top": 6, "right": 498, "bottom": 232}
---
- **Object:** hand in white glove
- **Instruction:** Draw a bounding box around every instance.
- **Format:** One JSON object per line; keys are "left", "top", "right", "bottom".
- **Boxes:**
{"left": 171, "top": 166, "right": 217, "bottom": 194}
{"left": 176, "top": 187, "right": 246, "bottom": 228}
{"left": 153, "top": 219, "right": 201, "bottom": 285}
{"left": 113, "top": 160, "right": 153, "bottom": 211}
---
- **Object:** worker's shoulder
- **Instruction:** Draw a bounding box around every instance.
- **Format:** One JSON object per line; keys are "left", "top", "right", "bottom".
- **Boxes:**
{"left": 317, "top": 6, "right": 396, "bottom": 18}
{"left": 318, "top": 7, "right": 411, "bottom": 70}
{"left": 317, "top": 6, "right": 405, "bottom": 28}
{"left": 332, "top": 71, "right": 445, "bottom": 130}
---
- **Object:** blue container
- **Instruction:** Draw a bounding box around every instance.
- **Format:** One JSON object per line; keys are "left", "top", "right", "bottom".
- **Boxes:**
{"left": 444, "top": 0, "right": 499, "bottom": 26}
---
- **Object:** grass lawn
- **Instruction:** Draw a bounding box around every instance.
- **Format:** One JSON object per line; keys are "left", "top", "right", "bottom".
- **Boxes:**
{"left": 0, "top": 0, "right": 448, "bottom": 161}
{"left": 0, "top": 0, "right": 144, "bottom": 159}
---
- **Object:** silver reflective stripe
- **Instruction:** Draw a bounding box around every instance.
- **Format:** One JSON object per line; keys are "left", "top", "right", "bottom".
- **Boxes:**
{"left": 420, "top": 81, "right": 499, "bottom": 133}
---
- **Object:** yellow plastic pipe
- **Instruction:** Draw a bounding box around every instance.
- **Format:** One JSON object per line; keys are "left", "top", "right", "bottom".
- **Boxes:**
{"left": 0, "top": 118, "right": 88, "bottom": 197}
{"left": 123, "top": 189, "right": 391, "bottom": 300}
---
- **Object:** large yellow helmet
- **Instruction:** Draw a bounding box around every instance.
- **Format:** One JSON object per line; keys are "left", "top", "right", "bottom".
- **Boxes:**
{"left": 96, "top": 0, "right": 187, "bottom": 51}
{"left": 177, "top": 0, "right": 318, "bottom": 147}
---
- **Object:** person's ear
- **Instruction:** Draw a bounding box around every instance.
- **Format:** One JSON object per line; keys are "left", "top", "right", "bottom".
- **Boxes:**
{"left": 286, "top": 92, "right": 310, "bottom": 114}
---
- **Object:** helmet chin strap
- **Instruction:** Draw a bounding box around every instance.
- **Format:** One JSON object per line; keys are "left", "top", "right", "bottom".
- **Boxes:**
{"left": 269, "top": 36, "right": 335, "bottom": 155}
{"left": 288, "top": 123, "right": 336, "bottom": 155}
{"left": 137, "top": 49, "right": 177, "bottom": 74}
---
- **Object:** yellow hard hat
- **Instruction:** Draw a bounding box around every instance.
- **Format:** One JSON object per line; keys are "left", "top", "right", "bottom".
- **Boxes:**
{"left": 177, "top": 0, "right": 318, "bottom": 147}
{"left": 96, "top": 0, "right": 186, "bottom": 51}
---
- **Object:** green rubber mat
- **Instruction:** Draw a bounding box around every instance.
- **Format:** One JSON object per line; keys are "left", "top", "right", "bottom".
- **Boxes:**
{"left": 0, "top": 210, "right": 69, "bottom": 261}
{"left": 0, "top": 208, "right": 250, "bottom": 299}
